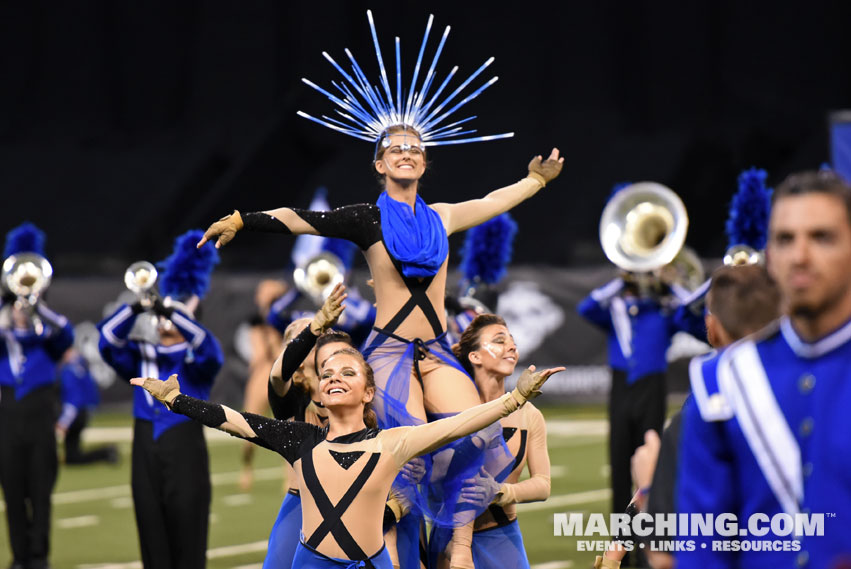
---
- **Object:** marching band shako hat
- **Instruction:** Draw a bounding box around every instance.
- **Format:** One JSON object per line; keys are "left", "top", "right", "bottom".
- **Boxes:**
{"left": 4, "top": 222, "right": 47, "bottom": 260}
{"left": 457, "top": 212, "right": 517, "bottom": 311}
{"left": 157, "top": 229, "right": 220, "bottom": 316}
{"left": 724, "top": 167, "right": 772, "bottom": 266}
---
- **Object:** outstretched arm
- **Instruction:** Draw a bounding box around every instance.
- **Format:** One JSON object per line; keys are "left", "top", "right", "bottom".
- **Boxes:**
{"left": 433, "top": 148, "right": 564, "bottom": 235}
{"left": 389, "top": 366, "right": 564, "bottom": 466}
{"left": 130, "top": 375, "right": 322, "bottom": 464}
{"left": 197, "top": 204, "right": 381, "bottom": 250}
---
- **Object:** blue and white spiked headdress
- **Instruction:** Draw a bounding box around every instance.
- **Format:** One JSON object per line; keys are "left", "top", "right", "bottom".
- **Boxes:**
{"left": 297, "top": 11, "right": 513, "bottom": 148}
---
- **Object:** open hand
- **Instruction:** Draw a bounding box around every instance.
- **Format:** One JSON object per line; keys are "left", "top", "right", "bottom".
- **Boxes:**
{"left": 130, "top": 374, "right": 181, "bottom": 407}
{"left": 527, "top": 148, "right": 564, "bottom": 186}
{"left": 310, "top": 283, "right": 347, "bottom": 334}
{"left": 514, "top": 364, "right": 565, "bottom": 402}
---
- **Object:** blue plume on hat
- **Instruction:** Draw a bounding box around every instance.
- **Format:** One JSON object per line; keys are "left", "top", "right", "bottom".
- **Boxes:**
{"left": 459, "top": 213, "right": 518, "bottom": 286}
{"left": 725, "top": 167, "right": 772, "bottom": 251}
{"left": 608, "top": 181, "right": 632, "bottom": 200}
{"left": 4, "top": 222, "right": 46, "bottom": 259}
{"left": 158, "top": 230, "right": 220, "bottom": 300}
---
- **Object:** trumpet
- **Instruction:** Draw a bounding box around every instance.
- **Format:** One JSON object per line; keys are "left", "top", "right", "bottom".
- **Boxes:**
{"left": 124, "top": 261, "right": 160, "bottom": 307}
{"left": 294, "top": 252, "right": 345, "bottom": 305}
{"left": 1, "top": 253, "right": 54, "bottom": 334}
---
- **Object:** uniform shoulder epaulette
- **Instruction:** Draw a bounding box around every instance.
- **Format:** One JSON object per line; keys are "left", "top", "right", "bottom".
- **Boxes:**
{"left": 688, "top": 350, "right": 733, "bottom": 421}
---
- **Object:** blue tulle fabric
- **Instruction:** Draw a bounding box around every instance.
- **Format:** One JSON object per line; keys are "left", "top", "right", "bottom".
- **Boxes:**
{"left": 393, "top": 512, "right": 423, "bottom": 569}
{"left": 263, "top": 492, "right": 302, "bottom": 569}
{"left": 429, "top": 520, "right": 531, "bottom": 569}
{"left": 376, "top": 192, "right": 448, "bottom": 278}
{"left": 291, "top": 541, "right": 394, "bottom": 569}
{"left": 362, "top": 328, "right": 513, "bottom": 529}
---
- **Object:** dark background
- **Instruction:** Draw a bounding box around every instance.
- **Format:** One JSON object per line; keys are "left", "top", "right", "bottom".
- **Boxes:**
{"left": 2, "top": 0, "right": 850, "bottom": 275}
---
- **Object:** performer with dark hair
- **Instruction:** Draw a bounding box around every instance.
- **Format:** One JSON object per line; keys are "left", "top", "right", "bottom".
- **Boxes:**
{"left": 427, "top": 313, "right": 553, "bottom": 569}
{"left": 131, "top": 348, "right": 562, "bottom": 569}
{"left": 0, "top": 223, "right": 73, "bottom": 569}
{"left": 677, "top": 170, "right": 851, "bottom": 568}
{"left": 197, "top": 11, "right": 563, "bottom": 566}
{"left": 97, "top": 230, "right": 223, "bottom": 569}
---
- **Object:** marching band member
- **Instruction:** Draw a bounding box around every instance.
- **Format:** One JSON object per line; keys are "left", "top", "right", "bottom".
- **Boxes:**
{"left": 678, "top": 170, "right": 851, "bottom": 568}
{"left": 0, "top": 223, "right": 73, "bottom": 569}
{"left": 97, "top": 230, "right": 223, "bottom": 569}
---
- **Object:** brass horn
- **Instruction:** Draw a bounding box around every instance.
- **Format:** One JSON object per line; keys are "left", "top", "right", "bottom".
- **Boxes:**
{"left": 294, "top": 252, "right": 345, "bottom": 305}
{"left": 2, "top": 253, "right": 53, "bottom": 304}
{"left": 2, "top": 253, "right": 54, "bottom": 334}
{"left": 599, "top": 182, "right": 689, "bottom": 273}
{"left": 723, "top": 244, "right": 764, "bottom": 267}
{"left": 124, "top": 261, "right": 159, "bottom": 306}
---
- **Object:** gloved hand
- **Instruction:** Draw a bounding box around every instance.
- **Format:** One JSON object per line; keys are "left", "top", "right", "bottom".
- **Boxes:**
{"left": 459, "top": 467, "right": 502, "bottom": 509}
{"left": 511, "top": 365, "right": 565, "bottom": 404}
{"left": 197, "top": 210, "right": 244, "bottom": 249}
{"left": 130, "top": 374, "right": 181, "bottom": 408}
{"left": 152, "top": 297, "right": 175, "bottom": 318}
{"left": 527, "top": 148, "right": 564, "bottom": 187}
{"left": 310, "top": 283, "right": 347, "bottom": 335}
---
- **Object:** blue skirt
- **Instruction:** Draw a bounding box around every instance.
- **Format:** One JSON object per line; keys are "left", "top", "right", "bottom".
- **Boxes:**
{"left": 291, "top": 541, "right": 394, "bottom": 569}
{"left": 263, "top": 491, "right": 301, "bottom": 569}
{"left": 471, "top": 521, "right": 530, "bottom": 569}
{"left": 428, "top": 519, "right": 530, "bottom": 569}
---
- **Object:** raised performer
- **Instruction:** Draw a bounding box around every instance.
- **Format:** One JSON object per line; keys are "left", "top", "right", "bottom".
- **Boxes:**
{"left": 197, "top": 10, "right": 562, "bottom": 566}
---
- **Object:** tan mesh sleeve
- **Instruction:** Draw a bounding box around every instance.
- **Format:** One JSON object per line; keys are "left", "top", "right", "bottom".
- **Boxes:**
{"left": 388, "top": 392, "right": 521, "bottom": 466}
{"left": 495, "top": 406, "right": 551, "bottom": 505}
{"left": 434, "top": 177, "right": 543, "bottom": 234}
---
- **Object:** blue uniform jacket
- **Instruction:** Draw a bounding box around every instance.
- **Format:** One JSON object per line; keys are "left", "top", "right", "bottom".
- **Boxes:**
{"left": 577, "top": 278, "right": 680, "bottom": 383}
{"left": 267, "top": 287, "right": 376, "bottom": 347}
{"left": 97, "top": 304, "right": 223, "bottom": 439}
{"left": 57, "top": 354, "right": 100, "bottom": 430}
{"left": 677, "top": 317, "right": 851, "bottom": 568}
{"left": 0, "top": 303, "right": 74, "bottom": 399}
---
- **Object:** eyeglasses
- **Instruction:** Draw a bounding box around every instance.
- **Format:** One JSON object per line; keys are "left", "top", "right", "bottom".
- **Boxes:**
{"left": 385, "top": 144, "right": 424, "bottom": 156}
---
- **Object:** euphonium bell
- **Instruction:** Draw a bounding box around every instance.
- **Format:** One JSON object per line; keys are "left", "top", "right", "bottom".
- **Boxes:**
{"left": 599, "top": 182, "right": 689, "bottom": 273}
{"left": 294, "top": 252, "right": 345, "bottom": 305}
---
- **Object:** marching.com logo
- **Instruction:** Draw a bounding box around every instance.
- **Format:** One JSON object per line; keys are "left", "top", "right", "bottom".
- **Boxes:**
{"left": 554, "top": 513, "right": 827, "bottom": 552}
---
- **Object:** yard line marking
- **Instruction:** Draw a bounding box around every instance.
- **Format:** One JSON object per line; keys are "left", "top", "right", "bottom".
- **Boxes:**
{"left": 223, "top": 494, "right": 254, "bottom": 506}
{"left": 0, "top": 466, "right": 286, "bottom": 510}
{"left": 80, "top": 427, "right": 243, "bottom": 444}
{"left": 516, "top": 488, "right": 610, "bottom": 512}
{"left": 531, "top": 562, "right": 574, "bottom": 569}
{"left": 57, "top": 515, "right": 100, "bottom": 529}
{"left": 77, "top": 540, "right": 268, "bottom": 568}
{"left": 545, "top": 420, "right": 607, "bottom": 437}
